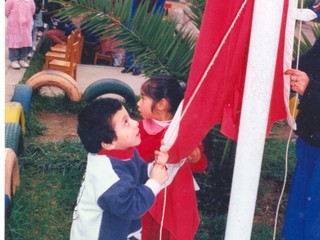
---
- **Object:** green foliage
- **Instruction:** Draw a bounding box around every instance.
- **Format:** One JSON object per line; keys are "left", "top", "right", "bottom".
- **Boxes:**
{"left": 195, "top": 214, "right": 226, "bottom": 240}
{"left": 251, "top": 224, "right": 282, "bottom": 240}
{"left": 5, "top": 141, "right": 86, "bottom": 240}
{"left": 25, "top": 112, "right": 47, "bottom": 138}
{"left": 6, "top": 171, "right": 83, "bottom": 240}
{"left": 293, "top": 23, "right": 320, "bottom": 59}
{"left": 18, "top": 141, "right": 87, "bottom": 173}
{"left": 303, "top": 0, "right": 314, "bottom": 8}
{"left": 186, "top": 0, "right": 207, "bottom": 30}
{"left": 195, "top": 125, "right": 236, "bottom": 216}
{"left": 55, "top": 0, "right": 196, "bottom": 81}
{"left": 30, "top": 94, "right": 87, "bottom": 113}
{"left": 261, "top": 139, "right": 296, "bottom": 181}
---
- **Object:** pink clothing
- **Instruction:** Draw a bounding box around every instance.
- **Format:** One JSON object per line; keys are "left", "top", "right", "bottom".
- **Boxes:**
{"left": 5, "top": 0, "right": 35, "bottom": 48}
{"left": 100, "top": 23, "right": 124, "bottom": 53}
{"left": 45, "top": 29, "right": 67, "bottom": 45}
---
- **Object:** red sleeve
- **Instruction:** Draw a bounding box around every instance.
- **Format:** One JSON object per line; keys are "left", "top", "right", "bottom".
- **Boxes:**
{"left": 189, "top": 143, "right": 208, "bottom": 172}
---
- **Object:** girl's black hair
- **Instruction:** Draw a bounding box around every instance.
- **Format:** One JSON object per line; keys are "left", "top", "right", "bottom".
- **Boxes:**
{"left": 141, "top": 75, "right": 184, "bottom": 115}
{"left": 77, "top": 98, "right": 122, "bottom": 153}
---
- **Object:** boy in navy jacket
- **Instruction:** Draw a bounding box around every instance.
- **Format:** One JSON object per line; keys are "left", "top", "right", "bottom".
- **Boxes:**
{"left": 70, "top": 98, "right": 169, "bottom": 240}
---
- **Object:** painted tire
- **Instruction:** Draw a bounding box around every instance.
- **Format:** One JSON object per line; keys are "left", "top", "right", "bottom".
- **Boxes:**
{"left": 82, "top": 78, "right": 137, "bottom": 108}
{"left": 5, "top": 102, "right": 26, "bottom": 136}
{"left": 5, "top": 194, "right": 11, "bottom": 216}
{"left": 5, "top": 123, "right": 24, "bottom": 155}
{"left": 26, "top": 70, "right": 81, "bottom": 102}
{"left": 289, "top": 96, "right": 299, "bottom": 119}
{"left": 5, "top": 148, "right": 20, "bottom": 199}
{"left": 12, "top": 84, "right": 33, "bottom": 114}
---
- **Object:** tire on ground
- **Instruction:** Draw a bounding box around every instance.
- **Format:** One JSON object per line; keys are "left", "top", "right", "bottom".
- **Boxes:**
{"left": 12, "top": 84, "right": 33, "bottom": 114}
{"left": 26, "top": 70, "right": 81, "bottom": 102}
{"left": 82, "top": 78, "right": 137, "bottom": 108}
{"left": 5, "top": 148, "right": 20, "bottom": 199}
{"left": 5, "top": 102, "right": 26, "bottom": 135}
{"left": 5, "top": 123, "right": 24, "bottom": 155}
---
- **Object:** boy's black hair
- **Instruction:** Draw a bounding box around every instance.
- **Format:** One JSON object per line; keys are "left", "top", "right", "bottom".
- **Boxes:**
{"left": 141, "top": 75, "right": 184, "bottom": 115}
{"left": 77, "top": 98, "right": 122, "bottom": 153}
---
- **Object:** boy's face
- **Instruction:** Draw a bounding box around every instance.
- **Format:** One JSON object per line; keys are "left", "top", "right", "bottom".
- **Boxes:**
{"left": 111, "top": 106, "right": 141, "bottom": 150}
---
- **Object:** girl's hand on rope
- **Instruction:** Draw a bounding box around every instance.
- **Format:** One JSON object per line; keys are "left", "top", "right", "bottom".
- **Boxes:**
{"left": 154, "top": 146, "right": 168, "bottom": 166}
{"left": 186, "top": 147, "right": 201, "bottom": 164}
{"left": 285, "top": 69, "right": 309, "bottom": 96}
{"left": 152, "top": 146, "right": 169, "bottom": 185}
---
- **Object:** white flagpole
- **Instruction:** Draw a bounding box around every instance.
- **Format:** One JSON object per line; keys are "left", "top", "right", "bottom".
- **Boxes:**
{"left": 224, "top": 0, "right": 285, "bottom": 239}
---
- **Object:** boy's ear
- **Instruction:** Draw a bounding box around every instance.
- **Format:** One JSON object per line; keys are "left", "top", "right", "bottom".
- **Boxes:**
{"left": 101, "top": 142, "right": 115, "bottom": 150}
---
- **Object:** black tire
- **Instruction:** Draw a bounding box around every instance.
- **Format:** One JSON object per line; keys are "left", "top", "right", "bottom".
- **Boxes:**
{"left": 82, "top": 78, "right": 137, "bottom": 108}
{"left": 12, "top": 84, "right": 33, "bottom": 114}
{"left": 5, "top": 123, "right": 24, "bottom": 155}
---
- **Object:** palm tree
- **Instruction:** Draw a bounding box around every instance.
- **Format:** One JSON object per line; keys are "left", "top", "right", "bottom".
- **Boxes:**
{"left": 56, "top": 0, "right": 198, "bottom": 82}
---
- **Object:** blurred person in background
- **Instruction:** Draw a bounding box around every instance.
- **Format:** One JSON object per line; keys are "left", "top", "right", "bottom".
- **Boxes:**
{"left": 5, "top": 0, "right": 35, "bottom": 69}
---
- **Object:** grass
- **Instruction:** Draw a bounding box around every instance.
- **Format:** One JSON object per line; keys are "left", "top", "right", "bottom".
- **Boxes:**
{"left": 5, "top": 125, "right": 296, "bottom": 239}
{"left": 5, "top": 141, "right": 87, "bottom": 240}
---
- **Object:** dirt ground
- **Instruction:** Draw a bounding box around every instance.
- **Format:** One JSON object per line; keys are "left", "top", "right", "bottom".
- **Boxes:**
{"left": 34, "top": 112, "right": 79, "bottom": 142}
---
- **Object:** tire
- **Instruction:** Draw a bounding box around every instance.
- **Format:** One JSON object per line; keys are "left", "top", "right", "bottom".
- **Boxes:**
{"left": 289, "top": 96, "right": 299, "bottom": 119}
{"left": 12, "top": 84, "right": 33, "bottom": 114}
{"left": 5, "top": 148, "right": 20, "bottom": 199}
{"left": 82, "top": 78, "right": 137, "bottom": 108}
{"left": 5, "top": 123, "right": 24, "bottom": 155}
{"left": 26, "top": 70, "right": 81, "bottom": 102}
{"left": 5, "top": 194, "right": 11, "bottom": 217}
{"left": 5, "top": 102, "right": 26, "bottom": 136}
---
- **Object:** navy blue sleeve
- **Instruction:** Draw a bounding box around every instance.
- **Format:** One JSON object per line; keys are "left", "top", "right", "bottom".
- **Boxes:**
{"left": 97, "top": 150, "right": 155, "bottom": 220}
{"left": 97, "top": 174, "right": 155, "bottom": 220}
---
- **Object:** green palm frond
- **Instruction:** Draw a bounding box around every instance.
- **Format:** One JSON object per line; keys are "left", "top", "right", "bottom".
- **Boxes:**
{"left": 186, "top": 0, "right": 206, "bottom": 30}
{"left": 293, "top": 22, "right": 320, "bottom": 58}
{"left": 55, "top": 0, "right": 196, "bottom": 82}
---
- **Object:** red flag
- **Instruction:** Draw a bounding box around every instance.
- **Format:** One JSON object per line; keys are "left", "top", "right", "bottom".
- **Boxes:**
{"left": 166, "top": 0, "right": 289, "bottom": 163}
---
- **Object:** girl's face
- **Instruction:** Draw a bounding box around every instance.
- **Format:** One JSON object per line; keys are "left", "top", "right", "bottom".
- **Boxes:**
{"left": 137, "top": 92, "right": 156, "bottom": 120}
{"left": 111, "top": 106, "right": 141, "bottom": 150}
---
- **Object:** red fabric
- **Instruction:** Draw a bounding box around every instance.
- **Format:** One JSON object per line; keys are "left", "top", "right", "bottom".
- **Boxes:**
{"left": 100, "top": 23, "right": 124, "bottom": 53}
{"left": 98, "top": 148, "right": 134, "bottom": 159}
{"left": 137, "top": 121, "right": 207, "bottom": 240}
{"left": 168, "top": 0, "right": 287, "bottom": 163}
{"left": 142, "top": 212, "right": 171, "bottom": 240}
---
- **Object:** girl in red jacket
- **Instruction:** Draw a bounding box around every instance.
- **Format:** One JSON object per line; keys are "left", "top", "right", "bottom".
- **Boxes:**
{"left": 136, "top": 75, "right": 208, "bottom": 240}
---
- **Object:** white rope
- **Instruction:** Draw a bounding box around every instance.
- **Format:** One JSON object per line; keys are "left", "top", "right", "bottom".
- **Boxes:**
{"left": 159, "top": 185, "right": 167, "bottom": 240}
{"left": 159, "top": 1, "right": 248, "bottom": 239}
{"left": 272, "top": 0, "right": 303, "bottom": 238}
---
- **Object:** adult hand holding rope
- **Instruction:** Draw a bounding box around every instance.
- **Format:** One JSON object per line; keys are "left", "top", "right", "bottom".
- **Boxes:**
{"left": 285, "top": 69, "right": 310, "bottom": 95}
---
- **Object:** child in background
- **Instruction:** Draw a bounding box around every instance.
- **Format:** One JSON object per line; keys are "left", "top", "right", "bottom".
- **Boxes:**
{"left": 99, "top": 23, "right": 124, "bottom": 67}
{"left": 136, "top": 75, "right": 208, "bottom": 240}
{"left": 5, "top": 0, "right": 35, "bottom": 69}
{"left": 44, "top": 2, "right": 76, "bottom": 45}
{"left": 70, "top": 98, "right": 169, "bottom": 240}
